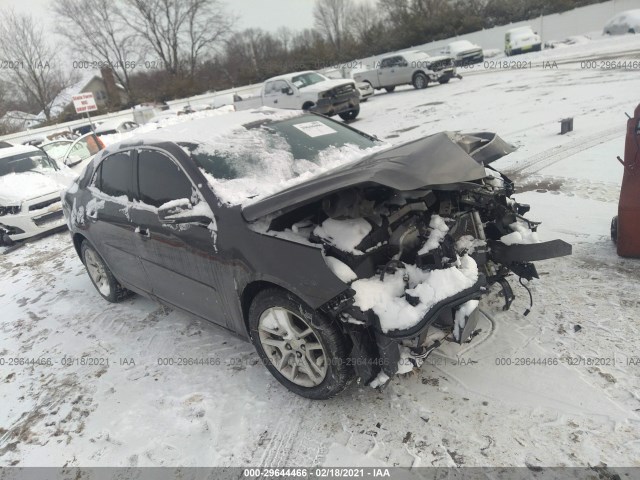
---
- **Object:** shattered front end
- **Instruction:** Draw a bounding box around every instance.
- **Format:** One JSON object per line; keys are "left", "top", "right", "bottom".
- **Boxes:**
{"left": 248, "top": 131, "right": 572, "bottom": 388}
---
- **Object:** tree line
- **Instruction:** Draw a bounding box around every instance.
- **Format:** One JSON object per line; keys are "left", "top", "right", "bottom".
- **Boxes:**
{"left": 0, "top": 0, "right": 608, "bottom": 132}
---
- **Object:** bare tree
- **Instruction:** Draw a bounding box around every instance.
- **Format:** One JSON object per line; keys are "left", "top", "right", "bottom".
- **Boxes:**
{"left": 122, "top": 0, "right": 234, "bottom": 77}
{"left": 313, "top": 0, "right": 352, "bottom": 54}
{"left": 54, "top": 0, "right": 138, "bottom": 101}
{"left": 0, "top": 9, "right": 76, "bottom": 120}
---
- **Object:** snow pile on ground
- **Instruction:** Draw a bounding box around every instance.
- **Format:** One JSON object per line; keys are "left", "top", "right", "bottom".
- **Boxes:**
{"left": 418, "top": 215, "right": 449, "bottom": 254}
{"left": 314, "top": 218, "right": 372, "bottom": 255}
{"left": 352, "top": 255, "right": 478, "bottom": 332}
{"left": 500, "top": 219, "right": 541, "bottom": 245}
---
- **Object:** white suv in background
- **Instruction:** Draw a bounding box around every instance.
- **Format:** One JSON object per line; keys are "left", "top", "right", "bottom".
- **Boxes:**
{"left": 505, "top": 26, "right": 542, "bottom": 56}
{"left": 0, "top": 144, "right": 74, "bottom": 246}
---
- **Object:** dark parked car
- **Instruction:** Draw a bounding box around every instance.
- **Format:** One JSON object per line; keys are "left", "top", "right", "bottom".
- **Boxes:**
{"left": 62, "top": 109, "right": 571, "bottom": 399}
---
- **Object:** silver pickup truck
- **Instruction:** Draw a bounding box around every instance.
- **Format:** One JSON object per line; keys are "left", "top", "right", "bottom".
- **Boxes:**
{"left": 353, "top": 50, "right": 458, "bottom": 92}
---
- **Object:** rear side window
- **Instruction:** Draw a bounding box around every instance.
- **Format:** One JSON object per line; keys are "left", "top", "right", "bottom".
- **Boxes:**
{"left": 97, "top": 152, "right": 132, "bottom": 198}
{"left": 137, "top": 149, "right": 193, "bottom": 208}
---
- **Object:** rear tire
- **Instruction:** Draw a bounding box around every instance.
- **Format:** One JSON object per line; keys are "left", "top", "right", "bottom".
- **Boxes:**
{"left": 302, "top": 102, "right": 314, "bottom": 111}
{"left": 249, "top": 288, "right": 354, "bottom": 399}
{"left": 0, "top": 231, "right": 15, "bottom": 247}
{"left": 384, "top": 86, "right": 396, "bottom": 93}
{"left": 81, "top": 240, "right": 133, "bottom": 303}
{"left": 338, "top": 107, "right": 359, "bottom": 121}
{"left": 611, "top": 216, "right": 618, "bottom": 244}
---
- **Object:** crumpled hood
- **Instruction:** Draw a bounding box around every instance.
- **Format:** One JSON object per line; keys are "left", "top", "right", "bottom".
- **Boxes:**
{"left": 299, "top": 79, "right": 355, "bottom": 94}
{"left": 242, "top": 131, "right": 515, "bottom": 221}
{"left": 0, "top": 171, "right": 73, "bottom": 205}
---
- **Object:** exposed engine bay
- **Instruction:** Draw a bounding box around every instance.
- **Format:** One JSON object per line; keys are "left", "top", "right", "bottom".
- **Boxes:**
{"left": 250, "top": 141, "right": 572, "bottom": 387}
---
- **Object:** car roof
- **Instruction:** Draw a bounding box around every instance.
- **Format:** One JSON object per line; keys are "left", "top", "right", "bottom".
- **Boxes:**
{"left": 0, "top": 144, "right": 43, "bottom": 160}
{"left": 107, "top": 107, "right": 303, "bottom": 153}
{"left": 507, "top": 26, "right": 534, "bottom": 33}
{"left": 265, "top": 71, "right": 320, "bottom": 82}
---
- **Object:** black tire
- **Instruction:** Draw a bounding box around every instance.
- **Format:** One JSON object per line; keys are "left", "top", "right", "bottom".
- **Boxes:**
{"left": 630, "top": 28, "right": 636, "bottom": 34}
{"left": 611, "top": 216, "right": 618, "bottom": 244}
{"left": 81, "top": 240, "right": 133, "bottom": 303}
{"left": 438, "top": 77, "right": 450, "bottom": 84}
{"left": 0, "top": 232, "right": 15, "bottom": 247}
{"left": 338, "top": 107, "right": 359, "bottom": 121}
{"left": 412, "top": 72, "right": 429, "bottom": 89}
{"left": 384, "top": 86, "right": 395, "bottom": 93}
{"left": 302, "top": 102, "right": 314, "bottom": 111}
{"left": 248, "top": 288, "right": 354, "bottom": 399}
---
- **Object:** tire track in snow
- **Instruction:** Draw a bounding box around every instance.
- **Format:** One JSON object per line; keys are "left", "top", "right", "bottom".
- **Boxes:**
{"left": 257, "top": 396, "right": 306, "bottom": 469}
{"left": 510, "top": 126, "right": 622, "bottom": 176}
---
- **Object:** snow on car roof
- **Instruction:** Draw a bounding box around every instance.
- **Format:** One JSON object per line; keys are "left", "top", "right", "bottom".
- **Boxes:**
{"left": 265, "top": 71, "right": 318, "bottom": 82}
{"left": 0, "top": 144, "right": 43, "bottom": 160}
{"left": 449, "top": 40, "right": 475, "bottom": 47}
{"left": 115, "top": 107, "right": 302, "bottom": 149}
{"left": 606, "top": 9, "right": 640, "bottom": 23}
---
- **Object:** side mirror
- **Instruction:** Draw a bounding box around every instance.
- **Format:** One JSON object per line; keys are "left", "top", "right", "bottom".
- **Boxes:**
{"left": 158, "top": 199, "right": 210, "bottom": 225}
{"left": 399, "top": 61, "right": 408, "bottom": 67}
{"left": 282, "top": 87, "right": 294, "bottom": 95}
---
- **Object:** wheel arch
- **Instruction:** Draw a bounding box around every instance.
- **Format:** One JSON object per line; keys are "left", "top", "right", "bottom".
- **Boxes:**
{"left": 302, "top": 101, "right": 315, "bottom": 111}
{"left": 72, "top": 232, "right": 87, "bottom": 261}
{"left": 240, "top": 280, "right": 288, "bottom": 333}
{"left": 412, "top": 69, "right": 429, "bottom": 80}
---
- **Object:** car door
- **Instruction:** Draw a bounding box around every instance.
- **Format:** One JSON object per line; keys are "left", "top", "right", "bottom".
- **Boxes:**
{"left": 63, "top": 133, "right": 104, "bottom": 172}
{"left": 129, "top": 148, "right": 230, "bottom": 327}
{"left": 378, "top": 56, "right": 404, "bottom": 87}
{"left": 393, "top": 55, "right": 413, "bottom": 83}
{"left": 86, "top": 151, "right": 151, "bottom": 293}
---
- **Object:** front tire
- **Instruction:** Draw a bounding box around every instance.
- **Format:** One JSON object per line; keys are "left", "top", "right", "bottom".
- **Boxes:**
{"left": 81, "top": 240, "right": 132, "bottom": 303}
{"left": 438, "top": 77, "right": 450, "bottom": 84}
{"left": 611, "top": 216, "right": 618, "bottom": 244}
{"left": 412, "top": 72, "right": 429, "bottom": 89}
{"left": 384, "top": 86, "right": 396, "bottom": 93}
{"left": 338, "top": 107, "right": 359, "bottom": 121}
{"left": 249, "top": 288, "right": 354, "bottom": 399}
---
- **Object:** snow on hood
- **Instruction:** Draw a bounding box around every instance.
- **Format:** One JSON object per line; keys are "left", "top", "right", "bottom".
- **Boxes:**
{"left": 0, "top": 171, "right": 73, "bottom": 205}
{"left": 297, "top": 78, "right": 355, "bottom": 94}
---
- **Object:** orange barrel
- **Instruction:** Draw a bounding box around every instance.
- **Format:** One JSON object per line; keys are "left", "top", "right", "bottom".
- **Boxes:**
{"left": 617, "top": 103, "right": 640, "bottom": 257}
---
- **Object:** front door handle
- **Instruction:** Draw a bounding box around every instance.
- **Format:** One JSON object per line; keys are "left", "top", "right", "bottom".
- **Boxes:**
{"left": 136, "top": 227, "right": 150, "bottom": 238}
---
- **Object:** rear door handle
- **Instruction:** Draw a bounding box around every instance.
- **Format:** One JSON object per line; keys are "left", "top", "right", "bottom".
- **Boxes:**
{"left": 136, "top": 227, "right": 150, "bottom": 238}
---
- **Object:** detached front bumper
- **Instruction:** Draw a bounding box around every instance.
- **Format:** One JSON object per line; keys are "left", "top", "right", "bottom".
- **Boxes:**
{"left": 312, "top": 92, "right": 360, "bottom": 117}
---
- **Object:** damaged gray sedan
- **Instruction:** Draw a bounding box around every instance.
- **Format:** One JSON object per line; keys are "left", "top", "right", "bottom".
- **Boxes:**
{"left": 62, "top": 109, "right": 571, "bottom": 399}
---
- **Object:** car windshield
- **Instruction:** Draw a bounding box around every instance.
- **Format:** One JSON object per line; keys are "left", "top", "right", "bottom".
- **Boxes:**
{"left": 186, "top": 115, "right": 378, "bottom": 181}
{"left": 41, "top": 141, "right": 72, "bottom": 160}
{"left": 291, "top": 72, "right": 327, "bottom": 89}
{"left": 0, "top": 151, "right": 58, "bottom": 177}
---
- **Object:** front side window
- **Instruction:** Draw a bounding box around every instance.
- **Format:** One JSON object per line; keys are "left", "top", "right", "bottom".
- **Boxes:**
{"left": 96, "top": 152, "right": 132, "bottom": 198}
{"left": 137, "top": 150, "right": 193, "bottom": 208}
{"left": 264, "top": 82, "right": 275, "bottom": 95}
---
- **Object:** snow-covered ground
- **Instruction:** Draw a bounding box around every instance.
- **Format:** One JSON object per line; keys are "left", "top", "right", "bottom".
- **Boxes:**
{"left": 1, "top": 34, "right": 640, "bottom": 468}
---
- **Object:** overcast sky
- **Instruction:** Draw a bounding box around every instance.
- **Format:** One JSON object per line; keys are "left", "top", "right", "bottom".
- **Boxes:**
{"left": 0, "top": 0, "right": 374, "bottom": 33}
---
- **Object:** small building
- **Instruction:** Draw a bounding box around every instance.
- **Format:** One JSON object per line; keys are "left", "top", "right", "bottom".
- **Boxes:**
{"left": 47, "top": 71, "right": 129, "bottom": 119}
